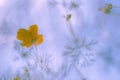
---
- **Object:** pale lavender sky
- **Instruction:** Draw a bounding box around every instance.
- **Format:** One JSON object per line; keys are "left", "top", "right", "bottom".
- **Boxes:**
{"left": 0, "top": 0, "right": 120, "bottom": 80}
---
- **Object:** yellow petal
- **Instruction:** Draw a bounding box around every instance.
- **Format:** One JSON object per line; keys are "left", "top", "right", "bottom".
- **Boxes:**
{"left": 35, "top": 34, "right": 43, "bottom": 45}
{"left": 13, "top": 77, "right": 19, "bottom": 80}
{"left": 28, "top": 24, "right": 38, "bottom": 39}
{"left": 21, "top": 42, "right": 33, "bottom": 48}
{"left": 16, "top": 28, "right": 33, "bottom": 48}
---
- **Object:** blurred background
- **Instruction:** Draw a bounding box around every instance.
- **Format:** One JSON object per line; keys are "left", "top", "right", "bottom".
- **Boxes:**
{"left": 0, "top": 0, "right": 120, "bottom": 80}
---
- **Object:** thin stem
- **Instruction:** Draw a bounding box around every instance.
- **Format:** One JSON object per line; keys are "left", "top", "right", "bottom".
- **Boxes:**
{"left": 34, "top": 46, "right": 44, "bottom": 80}
{"left": 67, "top": 21, "right": 76, "bottom": 39}
{"left": 26, "top": 70, "right": 30, "bottom": 80}
{"left": 34, "top": 46, "right": 42, "bottom": 67}
{"left": 67, "top": 20, "right": 79, "bottom": 46}
{"left": 67, "top": 14, "right": 86, "bottom": 80}
{"left": 74, "top": 65, "right": 86, "bottom": 80}
{"left": 60, "top": 1, "right": 86, "bottom": 80}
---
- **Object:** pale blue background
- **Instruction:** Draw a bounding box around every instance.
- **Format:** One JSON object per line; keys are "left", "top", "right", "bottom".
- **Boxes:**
{"left": 0, "top": 0, "right": 120, "bottom": 80}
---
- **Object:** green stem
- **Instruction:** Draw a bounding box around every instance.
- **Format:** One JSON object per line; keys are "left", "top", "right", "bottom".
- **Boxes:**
{"left": 67, "top": 20, "right": 79, "bottom": 46}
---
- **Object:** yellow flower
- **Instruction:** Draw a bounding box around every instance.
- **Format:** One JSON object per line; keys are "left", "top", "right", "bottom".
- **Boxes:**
{"left": 99, "top": 4, "right": 112, "bottom": 14}
{"left": 16, "top": 24, "right": 43, "bottom": 48}
{"left": 13, "top": 77, "right": 19, "bottom": 80}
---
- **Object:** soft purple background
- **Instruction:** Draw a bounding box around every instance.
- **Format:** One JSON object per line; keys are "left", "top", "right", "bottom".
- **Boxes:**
{"left": 0, "top": 0, "right": 120, "bottom": 80}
